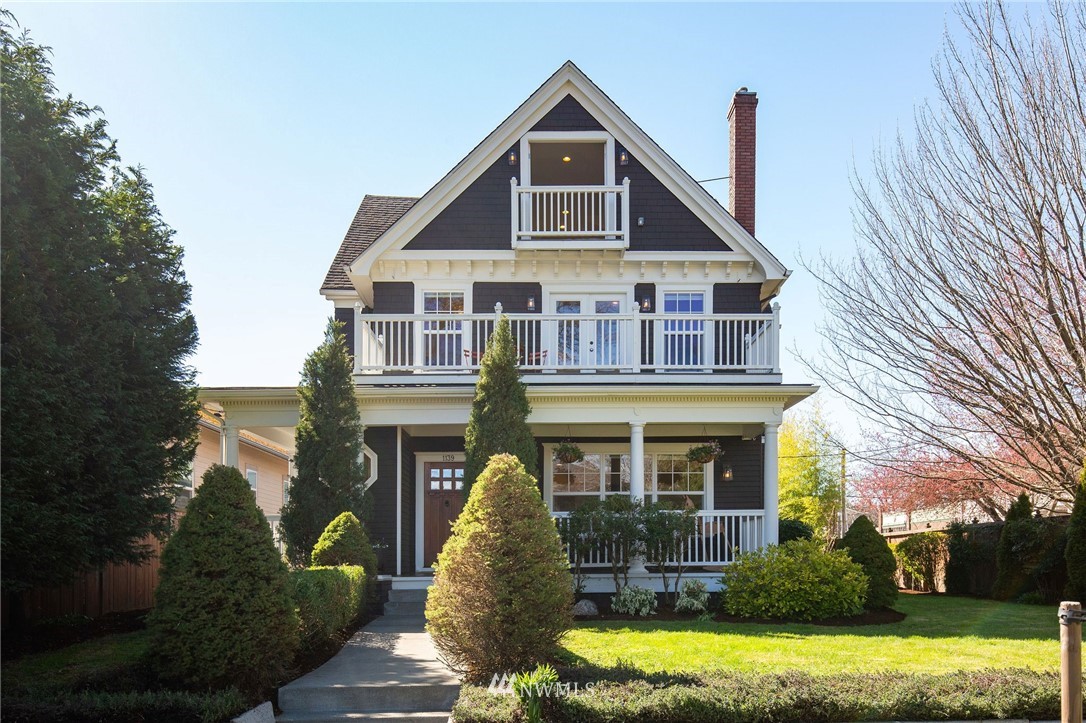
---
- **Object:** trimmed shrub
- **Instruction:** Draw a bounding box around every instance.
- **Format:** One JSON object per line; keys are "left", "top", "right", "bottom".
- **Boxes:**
{"left": 778, "top": 517, "right": 814, "bottom": 543}
{"left": 453, "top": 668, "right": 1061, "bottom": 723}
{"left": 944, "top": 521, "right": 1001, "bottom": 596}
{"left": 1066, "top": 462, "right": 1086, "bottom": 603}
{"left": 611, "top": 586, "right": 657, "bottom": 616}
{"left": 994, "top": 493, "right": 1069, "bottom": 602}
{"left": 720, "top": 539, "right": 867, "bottom": 621}
{"left": 426, "top": 454, "right": 573, "bottom": 682}
{"left": 674, "top": 579, "right": 709, "bottom": 614}
{"left": 311, "top": 512, "right": 378, "bottom": 576}
{"left": 895, "top": 531, "right": 947, "bottom": 592}
{"left": 0, "top": 688, "right": 248, "bottom": 723}
{"left": 147, "top": 464, "right": 298, "bottom": 695}
{"left": 838, "top": 516, "right": 898, "bottom": 609}
{"left": 994, "top": 493, "right": 1035, "bottom": 599}
{"left": 290, "top": 565, "right": 367, "bottom": 653}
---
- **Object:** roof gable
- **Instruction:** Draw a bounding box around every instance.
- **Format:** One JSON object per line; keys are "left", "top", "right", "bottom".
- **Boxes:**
{"left": 338, "top": 62, "right": 788, "bottom": 289}
{"left": 323, "top": 195, "right": 416, "bottom": 291}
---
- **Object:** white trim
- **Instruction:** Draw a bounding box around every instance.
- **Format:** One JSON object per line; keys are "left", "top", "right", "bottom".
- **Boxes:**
{"left": 362, "top": 443, "right": 379, "bottom": 490}
{"left": 519, "top": 130, "right": 615, "bottom": 188}
{"left": 347, "top": 63, "right": 788, "bottom": 285}
{"left": 395, "top": 427, "right": 402, "bottom": 576}
{"left": 414, "top": 451, "right": 466, "bottom": 574}
{"left": 245, "top": 466, "right": 258, "bottom": 492}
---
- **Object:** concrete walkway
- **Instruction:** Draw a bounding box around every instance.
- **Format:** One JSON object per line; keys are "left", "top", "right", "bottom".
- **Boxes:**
{"left": 277, "top": 590, "right": 458, "bottom": 723}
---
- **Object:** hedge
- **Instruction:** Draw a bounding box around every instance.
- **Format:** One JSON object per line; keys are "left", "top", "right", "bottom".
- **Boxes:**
{"left": 453, "top": 668, "right": 1061, "bottom": 722}
{"left": 1, "top": 688, "right": 247, "bottom": 723}
{"left": 290, "top": 565, "right": 367, "bottom": 653}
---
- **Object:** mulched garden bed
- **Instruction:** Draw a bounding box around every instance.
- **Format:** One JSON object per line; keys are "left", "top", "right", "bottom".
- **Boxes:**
{"left": 577, "top": 607, "right": 706, "bottom": 622}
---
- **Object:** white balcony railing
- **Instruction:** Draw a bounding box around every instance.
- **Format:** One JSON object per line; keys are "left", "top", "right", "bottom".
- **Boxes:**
{"left": 352, "top": 304, "right": 781, "bottom": 375}
{"left": 511, "top": 178, "right": 630, "bottom": 248}
{"left": 552, "top": 510, "right": 765, "bottom": 568}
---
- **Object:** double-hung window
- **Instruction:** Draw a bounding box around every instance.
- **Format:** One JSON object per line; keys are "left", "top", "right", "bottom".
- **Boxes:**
{"left": 662, "top": 291, "right": 705, "bottom": 367}
{"left": 246, "top": 467, "right": 258, "bottom": 492}
{"left": 422, "top": 291, "right": 465, "bottom": 367}
{"left": 551, "top": 449, "right": 708, "bottom": 511}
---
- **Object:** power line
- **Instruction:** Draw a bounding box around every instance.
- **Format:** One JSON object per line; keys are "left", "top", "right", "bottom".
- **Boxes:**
{"left": 696, "top": 175, "right": 730, "bottom": 183}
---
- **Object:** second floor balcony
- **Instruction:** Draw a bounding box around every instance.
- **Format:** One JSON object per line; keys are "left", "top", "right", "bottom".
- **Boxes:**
{"left": 351, "top": 303, "right": 781, "bottom": 377}
{"left": 511, "top": 177, "right": 630, "bottom": 250}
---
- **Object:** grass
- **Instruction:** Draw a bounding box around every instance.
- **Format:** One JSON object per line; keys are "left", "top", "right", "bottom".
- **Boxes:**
{"left": 561, "top": 594, "right": 1058, "bottom": 675}
{"left": 1, "top": 630, "right": 151, "bottom": 695}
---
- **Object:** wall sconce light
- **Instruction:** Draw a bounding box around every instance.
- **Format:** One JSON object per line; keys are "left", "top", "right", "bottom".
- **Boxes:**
{"left": 618, "top": 148, "right": 629, "bottom": 166}
{"left": 721, "top": 464, "right": 734, "bottom": 482}
{"left": 641, "top": 297, "right": 652, "bottom": 312}
{"left": 527, "top": 296, "right": 536, "bottom": 312}
{"left": 507, "top": 150, "right": 518, "bottom": 166}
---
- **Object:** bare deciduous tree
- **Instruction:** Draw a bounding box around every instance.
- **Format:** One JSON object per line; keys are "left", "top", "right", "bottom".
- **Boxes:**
{"left": 806, "top": 2, "right": 1086, "bottom": 513}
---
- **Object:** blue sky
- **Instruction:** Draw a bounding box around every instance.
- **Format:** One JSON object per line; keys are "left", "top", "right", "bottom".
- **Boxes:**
{"left": 9, "top": 2, "right": 959, "bottom": 437}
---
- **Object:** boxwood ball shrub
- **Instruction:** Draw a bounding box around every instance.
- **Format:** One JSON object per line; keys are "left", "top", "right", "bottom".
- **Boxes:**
{"left": 290, "top": 565, "right": 367, "bottom": 654}
{"left": 425, "top": 454, "right": 573, "bottom": 682}
{"left": 779, "top": 517, "right": 815, "bottom": 543}
{"left": 838, "top": 515, "right": 898, "bottom": 609}
{"left": 148, "top": 465, "right": 298, "bottom": 695}
{"left": 311, "top": 511, "right": 378, "bottom": 576}
{"left": 721, "top": 539, "right": 868, "bottom": 621}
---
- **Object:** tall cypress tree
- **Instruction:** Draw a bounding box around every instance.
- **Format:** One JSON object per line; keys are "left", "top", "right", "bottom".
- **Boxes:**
{"left": 1065, "top": 463, "right": 1086, "bottom": 603}
{"left": 464, "top": 316, "right": 537, "bottom": 494}
{"left": 1, "top": 19, "right": 198, "bottom": 599}
{"left": 279, "top": 319, "right": 369, "bottom": 566}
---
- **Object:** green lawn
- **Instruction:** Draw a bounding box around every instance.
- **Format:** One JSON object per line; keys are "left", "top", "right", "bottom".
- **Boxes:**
{"left": 1, "top": 630, "right": 150, "bottom": 695}
{"left": 561, "top": 595, "right": 1058, "bottom": 675}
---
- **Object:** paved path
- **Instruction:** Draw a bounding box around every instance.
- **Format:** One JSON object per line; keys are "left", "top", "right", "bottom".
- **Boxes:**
{"left": 277, "top": 590, "right": 458, "bottom": 723}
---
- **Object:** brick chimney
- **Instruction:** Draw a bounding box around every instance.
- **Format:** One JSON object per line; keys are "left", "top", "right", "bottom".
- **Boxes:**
{"left": 727, "top": 87, "right": 758, "bottom": 236}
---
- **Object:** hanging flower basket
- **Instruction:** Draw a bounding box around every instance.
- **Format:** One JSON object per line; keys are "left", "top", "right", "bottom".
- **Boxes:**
{"left": 686, "top": 440, "right": 722, "bottom": 464}
{"left": 554, "top": 440, "right": 586, "bottom": 465}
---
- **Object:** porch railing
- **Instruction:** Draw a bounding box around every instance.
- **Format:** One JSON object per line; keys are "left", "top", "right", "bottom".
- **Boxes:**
{"left": 551, "top": 510, "right": 765, "bottom": 568}
{"left": 352, "top": 305, "right": 780, "bottom": 374}
{"left": 511, "top": 178, "right": 630, "bottom": 248}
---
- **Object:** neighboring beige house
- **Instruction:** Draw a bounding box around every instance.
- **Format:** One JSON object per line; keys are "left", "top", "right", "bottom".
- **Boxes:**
{"left": 182, "top": 407, "right": 291, "bottom": 541}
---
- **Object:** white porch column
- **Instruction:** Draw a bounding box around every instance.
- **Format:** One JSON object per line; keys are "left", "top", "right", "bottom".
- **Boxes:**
{"left": 224, "top": 422, "right": 241, "bottom": 470}
{"left": 763, "top": 422, "right": 780, "bottom": 547}
{"left": 628, "top": 421, "right": 648, "bottom": 574}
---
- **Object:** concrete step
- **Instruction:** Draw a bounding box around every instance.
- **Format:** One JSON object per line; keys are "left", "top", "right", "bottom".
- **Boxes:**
{"left": 279, "top": 683, "right": 459, "bottom": 715}
{"left": 382, "top": 600, "right": 426, "bottom": 617}
{"left": 388, "top": 588, "right": 429, "bottom": 603}
{"left": 277, "top": 711, "right": 451, "bottom": 722}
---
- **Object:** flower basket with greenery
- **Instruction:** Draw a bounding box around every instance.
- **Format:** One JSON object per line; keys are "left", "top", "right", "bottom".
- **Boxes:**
{"left": 554, "top": 440, "right": 585, "bottom": 465}
{"left": 686, "top": 441, "right": 722, "bottom": 464}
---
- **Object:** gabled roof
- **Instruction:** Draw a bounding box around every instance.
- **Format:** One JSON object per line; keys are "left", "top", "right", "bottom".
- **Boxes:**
{"left": 329, "top": 61, "right": 789, "bottom": 295}
{"left": 322, "top": 195, "right": 417, "bottom": 291}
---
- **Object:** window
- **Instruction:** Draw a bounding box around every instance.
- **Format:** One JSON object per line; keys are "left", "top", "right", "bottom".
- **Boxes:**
{"left": 428, "top": 464, "right": 464, "bottom": 491}
{"left": 654, "top": 454, "right": 705, "bottom": 510}
{"left": 422, "top": 291, "right": 465, "bottom": 367}
{"left": 550, "top": 450, "right": 707, "bottom": 511}
{"left": 246, "top": 467, "right": 258, "bottom": 491}
{"left": 282, "top": 475, "right": 290, "bottom": 504}
{"left": 662, "top": 291, "right": 705, "bottom": 366}
{"left": 551, "top": 453, "right": 648, "bottom": 512}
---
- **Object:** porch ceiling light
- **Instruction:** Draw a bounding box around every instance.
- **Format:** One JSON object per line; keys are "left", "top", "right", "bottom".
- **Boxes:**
{"left": 562, "top": 155, "right": 572, "bottom": 163}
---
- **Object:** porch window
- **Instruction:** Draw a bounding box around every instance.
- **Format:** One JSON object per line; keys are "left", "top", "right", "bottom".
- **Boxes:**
{"left": 551, "top": 453, "right": 649, "bottom": 512}
{"left": 662, "top": 292, "right": 705, "bottom": 366}
{"left": 422, "top": 291, "right": 464, "bottom": 367}
{"left": 654, "top": 454, "right": 705, "bottom": 510}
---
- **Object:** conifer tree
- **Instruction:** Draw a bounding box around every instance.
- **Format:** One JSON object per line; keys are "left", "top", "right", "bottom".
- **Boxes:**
{"left": 1065, "top": 463, "right": 1086, "bottom": 603}
{"left": 464, "top": 316, "right": 536, "bottom": 494}
{"left": 279, "top": 319, "right": 369, "bottom": 566}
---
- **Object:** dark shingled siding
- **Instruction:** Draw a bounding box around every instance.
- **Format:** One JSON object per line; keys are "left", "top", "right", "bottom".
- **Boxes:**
{"left": 363, "top": 426, "right": 398, "bottom": 574}
{"left": 372, "top": 282, "right": 414, "bottom": 313}
{"left": 713, "top": 283, "right": 763, "bottom": 313}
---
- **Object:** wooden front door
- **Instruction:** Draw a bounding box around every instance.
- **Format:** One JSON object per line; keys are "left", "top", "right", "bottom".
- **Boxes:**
{"left": 424, "top": 461, "right": 465, "bottom": 567}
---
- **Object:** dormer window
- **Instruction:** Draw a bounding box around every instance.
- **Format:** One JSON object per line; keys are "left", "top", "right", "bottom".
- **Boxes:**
{"left": 519, "top": 131, "right": 614, "bottom": 188}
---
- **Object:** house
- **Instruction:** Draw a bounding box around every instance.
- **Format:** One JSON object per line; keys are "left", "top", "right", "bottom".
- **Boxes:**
{"left": 183, "top": 406, "right": 292, "bottom": 541}
{"left": 200, "top": 62, "right": 815, "bottom": 591}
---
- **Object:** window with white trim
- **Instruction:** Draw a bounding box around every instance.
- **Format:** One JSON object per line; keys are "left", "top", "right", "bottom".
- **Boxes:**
{"left": 246, "top": 467, "right": 258, "bottom": 492}
{"left": 422, "top": 291, "right": 465, "bottom": 367}
{"left": 662, "top": 291, "right": 705, "bottom": 366}
{"left": 282, "top": 475, "right": 290, "bottom": 504}
{"left": 551, "top": 450, "right": 707, "bottom": 512}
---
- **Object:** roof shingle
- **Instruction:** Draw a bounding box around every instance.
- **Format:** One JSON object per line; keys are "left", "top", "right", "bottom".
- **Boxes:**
{"left": 321, "top": 195, "right": 417, "bottom": 291}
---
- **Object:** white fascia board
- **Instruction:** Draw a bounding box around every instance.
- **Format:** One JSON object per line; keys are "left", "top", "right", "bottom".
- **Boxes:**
{"left": 348, "top": 62, "right": 790, "bottom": 283}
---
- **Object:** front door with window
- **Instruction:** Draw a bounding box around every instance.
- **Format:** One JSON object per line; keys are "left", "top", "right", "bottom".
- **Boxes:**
{"left": 553, "top": 295, "right": 624, "bottom": 368}
{"left": 423, "top": 461, "right": 465, "bottom": 567}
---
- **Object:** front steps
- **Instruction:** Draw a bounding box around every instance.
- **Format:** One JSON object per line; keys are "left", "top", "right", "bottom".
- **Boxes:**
{"left": 383, "top": 588, "right": 428, "bottom": 617}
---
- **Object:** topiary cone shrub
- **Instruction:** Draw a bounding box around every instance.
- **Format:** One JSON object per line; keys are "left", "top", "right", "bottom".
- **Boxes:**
{"left": 1065, "top": 462, "right": 1086, "bottom": 603}
{"left": 425, "top": 453, "right": 573, "bottom": 682}
{"left": 311, "top": 511, "right": 378, "bottom": 576}
{"left": 148, "top": 464, "right": 298, "bottom": 695}
{"left": 838, "top": 515, "right": 898, "bottom": 610}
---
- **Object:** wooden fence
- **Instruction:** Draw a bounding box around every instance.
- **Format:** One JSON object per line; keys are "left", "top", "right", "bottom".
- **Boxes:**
{"left": 1, "top": 535, "right": 164, "bottom": 628}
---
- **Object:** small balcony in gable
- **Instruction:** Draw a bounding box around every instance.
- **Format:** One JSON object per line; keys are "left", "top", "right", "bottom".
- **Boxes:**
{"left": 511, "top": 133, "right": 630, "bottom": 251}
